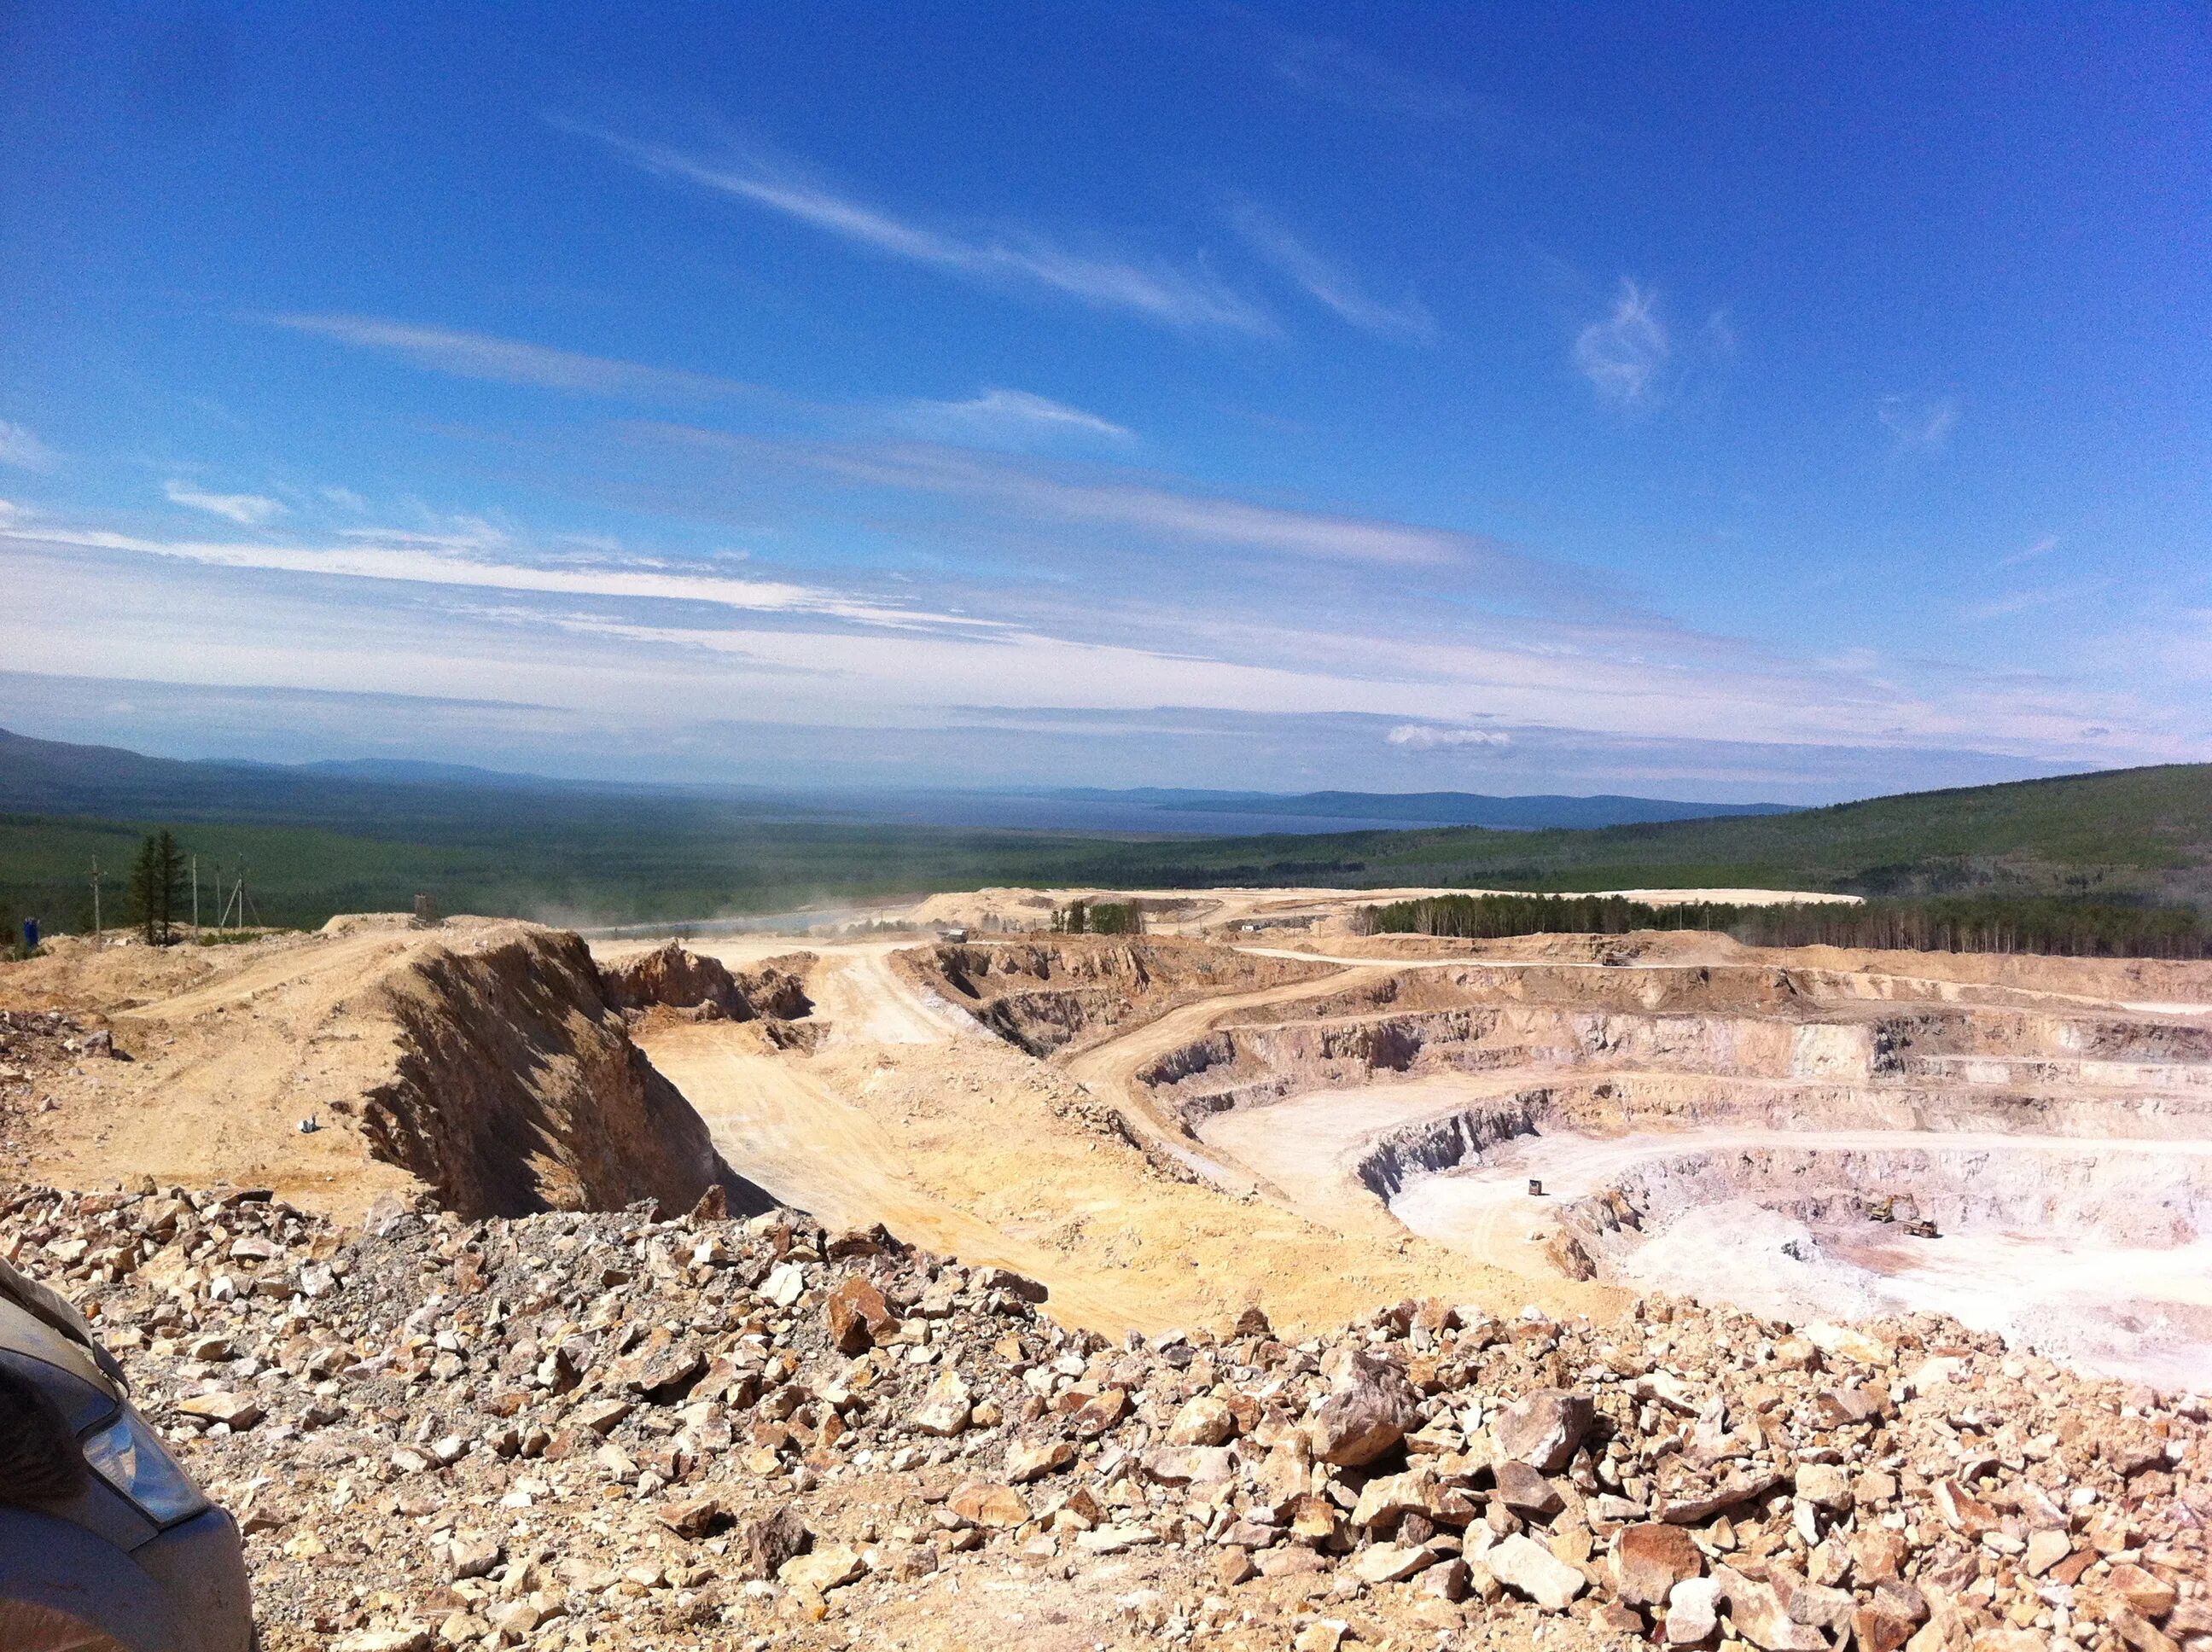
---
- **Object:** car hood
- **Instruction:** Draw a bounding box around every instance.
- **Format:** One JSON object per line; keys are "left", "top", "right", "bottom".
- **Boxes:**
{"left": 0, "top": 1255, "right": 125, "bottom": 1393}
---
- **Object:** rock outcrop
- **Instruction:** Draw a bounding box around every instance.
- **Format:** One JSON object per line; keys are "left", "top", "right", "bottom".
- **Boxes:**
{"left": 362, "top": 928, "right": 754, "bottom": 1219}
{"left": 597, "top": 942, "right": 812, "bottom": 1025}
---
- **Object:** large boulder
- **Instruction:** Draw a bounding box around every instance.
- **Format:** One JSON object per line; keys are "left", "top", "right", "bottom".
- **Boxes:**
{"left": 1307, "top": 1353, "right": 1420, "bottom": 1467}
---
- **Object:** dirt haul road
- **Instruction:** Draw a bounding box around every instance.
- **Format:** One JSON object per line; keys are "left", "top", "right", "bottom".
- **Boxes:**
{"left": 622, "top": 939, "right": 1613, "bottom": 1339}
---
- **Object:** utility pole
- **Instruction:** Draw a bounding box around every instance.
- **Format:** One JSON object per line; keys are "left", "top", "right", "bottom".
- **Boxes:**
{"left": 191, "top": 856, "right": 200, "bottom": 939}
{"left": 90, "top": 858, "right": 102, "bottom": 947}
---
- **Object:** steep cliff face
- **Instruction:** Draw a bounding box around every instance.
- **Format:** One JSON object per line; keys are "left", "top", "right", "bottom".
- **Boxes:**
{"left": 360, "top": 927, "right": 749, "bottom": 1219}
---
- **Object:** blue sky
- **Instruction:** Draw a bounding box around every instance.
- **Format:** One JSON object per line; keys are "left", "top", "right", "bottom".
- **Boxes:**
{"left": 2, "top": 3, "right": 2206, "bottom": 801}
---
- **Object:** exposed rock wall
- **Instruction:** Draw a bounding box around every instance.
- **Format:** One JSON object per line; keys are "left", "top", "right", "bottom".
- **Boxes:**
{"left": 902, "top": 938, "right": 1332, "bottom": 1056}
{"left": 360, "top": 928, "right": 748, "bottom": 1219}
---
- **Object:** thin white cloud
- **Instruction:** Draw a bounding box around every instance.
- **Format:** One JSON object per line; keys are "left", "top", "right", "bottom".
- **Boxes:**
{"left": 651, "top": 426, "right": 1499, "bottom": 569}
{"left": 0, "top": 421, "right": 58, "bottom": 472}
{"left": 274, "top": 314, "right": 750, "bottom": 403}
{"left": 321, "top": 486, "right": 369, "bottom": 512}
{"left": 1879, "top": 393, "right": 1959, "bottom": 452}
{"left": 896, "top": 388, "right": 1132, "bottom": 448}
{"left": 8, "top": 499, "right": 2199, "bottom": 770}
{"left": 1995, "top": 534, "right": 2058, "bottom": 570}
{"left": 564, "top": 125, "right": 1271, "bottom": 335}
{"left": 1574, "top": 279, "right": 1669, "bottom": 405}
{"left": 1387, "top": 724, "right": 1512, "bottom": 750}
{"left": 164, "top": 480, "right": 284, "bottom": 526}
{"left": 1268, "top": 33, "right": 1472, "bottom": 122}
{"left": 2, "top": 515, "right": 994, "bottom": 633}
{"left": 1966, "top": 585, "right": 2077, "bottom": 622}
{"left": 1231, "top": 204, "right": 1435, "bottom": 342}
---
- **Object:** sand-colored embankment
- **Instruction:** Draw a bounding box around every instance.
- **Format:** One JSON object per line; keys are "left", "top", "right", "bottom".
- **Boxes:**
{"left": 0, "top": 917, "right": 765, "bottom": 1221}
{"left": 893, "top": 935, "right": 1333, "bottom": 1056}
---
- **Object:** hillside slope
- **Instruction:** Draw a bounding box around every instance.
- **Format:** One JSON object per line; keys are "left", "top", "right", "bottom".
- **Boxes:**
{"left": 1324, "top": 762, "right": 2212, "bottom": 902}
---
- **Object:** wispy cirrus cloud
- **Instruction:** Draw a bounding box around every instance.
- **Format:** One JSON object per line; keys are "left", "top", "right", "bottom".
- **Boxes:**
{"left": 1573, "top": 279, "right": 1669, "bottom": 405}
{"left": 894, "top": 388, "right": 1132, "bottom": 449}
{"left": 0, "top": 421, "right": 58, "bottom": 472}
{"left": 1879, "top": 393, "right": 1959, "bottom": 453}
{"left": 2, "top": 511, "right": 992, "bottom": 633}
{"left": 274, "top": 313, "right": 1123, "bottom": 458}
{"left": 1267, "top": 32, "right": 1473, "bottom": 122}
{"left": 562, "top": 124, "right": 1271, "bottom": 335}
{"left": 645, "top": 423, "right": 1522, "bottom": 572}
{"left": 164, "top": 479, "right": 284, "bottom": 526}
{"left": 1231, "top": 204, "right": 1435, "bottom": 343}
{"left": 273, "top": 314, "right": 754, "bottom": 403}
{"left": 1996, "top": 534, "right": 2060, "bottom": 569}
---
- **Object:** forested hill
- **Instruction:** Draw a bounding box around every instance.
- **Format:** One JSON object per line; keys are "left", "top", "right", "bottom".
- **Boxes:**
{"left": 1322, "top": 762, "right": 2212, "bottom": 905}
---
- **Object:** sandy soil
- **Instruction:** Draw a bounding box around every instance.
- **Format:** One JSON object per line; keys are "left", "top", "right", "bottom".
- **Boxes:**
{"left": 622, "top": 940, "right": 1623, "bottom": 1341}
{"left": 0, "top": 927, "right": 428, "bottom": 1215}
{"left": 0, "top": 918, "right": 734, "bottom": 1220}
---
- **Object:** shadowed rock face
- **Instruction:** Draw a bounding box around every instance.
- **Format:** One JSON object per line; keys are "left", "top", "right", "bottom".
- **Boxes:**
{"left": 361, "top": 928, "right": 767, "bottom": 1219}
{"left": 599, "top": 941, "right": 813, "bottom": 1023}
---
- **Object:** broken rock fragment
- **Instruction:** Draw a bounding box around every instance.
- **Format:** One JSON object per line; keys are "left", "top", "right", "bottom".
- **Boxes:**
{"left": 824, "top": 1273, "right": 896, "bottom": 1354}
{"left": 1487, "top": 1531, "right": 1587, "bottom": 1612}
{"left": 1611, "top": 1521, "right": 1703, "bottom": 1608}
{"left": 911, "top": 1369, "right": 973, "bottom": 1435}
{"left": 1491, "top": 1387, "right": 1595, "bottom": 1473}
{"left": 1307, "top": 1352, "right": 1420, "bottom": 1466}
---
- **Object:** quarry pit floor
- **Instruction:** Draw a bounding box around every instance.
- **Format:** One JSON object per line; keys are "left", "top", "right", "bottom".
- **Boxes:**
{"left": 601, "top": 918, "right": 2212, "bottom": 1384}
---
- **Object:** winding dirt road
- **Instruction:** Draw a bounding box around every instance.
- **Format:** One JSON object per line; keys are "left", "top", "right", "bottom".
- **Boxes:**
{"left": 1058, "top": 963, "right": 1377, "bottom": 1194}
{"left": 621, "top": 936, "right": 1604, "bottom": 1335}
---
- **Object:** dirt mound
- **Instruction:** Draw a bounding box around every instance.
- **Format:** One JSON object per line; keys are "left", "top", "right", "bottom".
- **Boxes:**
{"left": 0, "top": 916, "right": 760, "bottom": 1222}
{"left": 0, "top": 929, "right": 289, "bottom": 1012}
{"left": 600, "top": 940, "right": 815, "bottom": 1023}
{"left": 900, "top": 936, "right": 1333, "bottom": 1056}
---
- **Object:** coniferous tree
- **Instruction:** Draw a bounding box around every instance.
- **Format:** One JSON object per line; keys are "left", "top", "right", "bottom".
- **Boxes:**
{"left": 130, "top": 830, "right": 186, "bottom": 945}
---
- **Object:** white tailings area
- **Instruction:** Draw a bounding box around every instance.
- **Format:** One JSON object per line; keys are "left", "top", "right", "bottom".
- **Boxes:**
{"left": 1389, "top": 1125, "right": 2212, "bottom": 1387}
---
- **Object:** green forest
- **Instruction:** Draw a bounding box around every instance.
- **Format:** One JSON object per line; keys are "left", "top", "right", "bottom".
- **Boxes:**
{"left": 1359, "top": 891, "right": 2212, "bottom": 959}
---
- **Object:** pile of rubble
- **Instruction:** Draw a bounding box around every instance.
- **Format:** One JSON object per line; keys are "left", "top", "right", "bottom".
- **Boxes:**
{"left": 0, "top": 1009, "right": 113, "bottom": 1174}
{"left": 3, "top": 1183, "right": 2207, "bottom": 1652}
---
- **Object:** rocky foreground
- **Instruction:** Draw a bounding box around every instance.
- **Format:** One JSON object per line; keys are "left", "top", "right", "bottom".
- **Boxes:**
{"left": 3, "top": 1185, "right": 2208, "bottom": 1652}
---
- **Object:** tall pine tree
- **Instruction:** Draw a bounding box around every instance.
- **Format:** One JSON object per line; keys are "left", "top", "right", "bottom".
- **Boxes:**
{"left": 130, "top": 830, "right": 186, "bottom": 945}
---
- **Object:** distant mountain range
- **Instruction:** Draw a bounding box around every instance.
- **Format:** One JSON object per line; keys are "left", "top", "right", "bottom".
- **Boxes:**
{"left": 0, "top": 729, "right": 1794, "bottom": 835}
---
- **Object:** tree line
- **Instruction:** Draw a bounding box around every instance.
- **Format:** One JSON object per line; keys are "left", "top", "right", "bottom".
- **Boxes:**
{"left": 1355, "top": 892, "right": 2212, "bottom": 960}
{"left": 1051, "top": 899, "right": 1145, "bottom": 936}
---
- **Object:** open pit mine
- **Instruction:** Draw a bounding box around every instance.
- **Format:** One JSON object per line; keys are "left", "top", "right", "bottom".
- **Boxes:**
{"left": 2, "top": 889, "right": 2207, "bottom": 1652}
